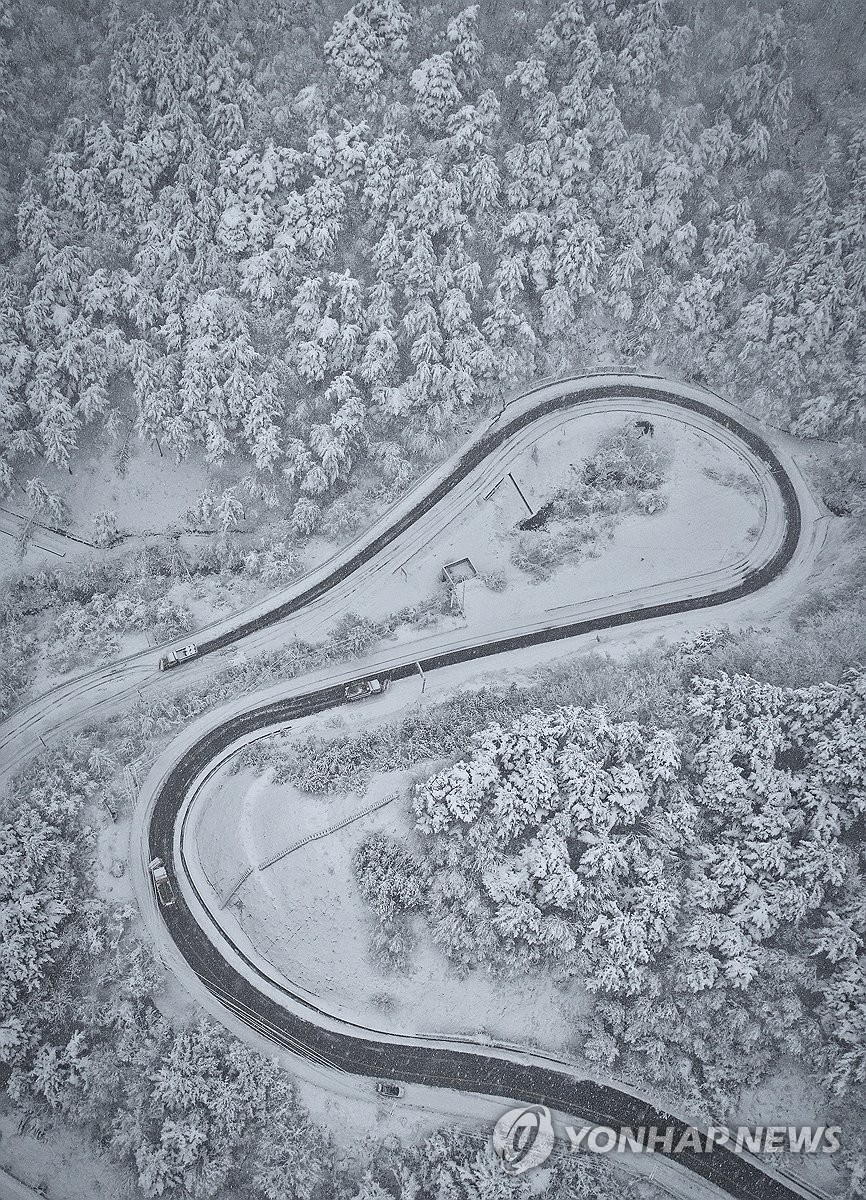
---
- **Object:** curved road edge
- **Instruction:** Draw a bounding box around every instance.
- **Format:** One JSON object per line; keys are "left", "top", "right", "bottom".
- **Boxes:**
{"left": 135, "top": 376, "right": 826, "bottom": 1200}
{"left": 0, "top": 370, "right": 822, "bottom": 780}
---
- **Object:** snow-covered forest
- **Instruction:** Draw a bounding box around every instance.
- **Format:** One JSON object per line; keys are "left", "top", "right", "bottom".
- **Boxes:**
{"left": 7, "top": 600, "right": 866, "bottom": 1195}
{"left": 1, "top": 723, "right": 666, "bottom": 1199}
{"left": 354, "top": 670, "right": 866, "bottom": 1181}
{"left": 2, "top": 1, "right": 866, "bottom": 1197}
{"left": 1, "top": 0, "right": 865, "bottom": 529}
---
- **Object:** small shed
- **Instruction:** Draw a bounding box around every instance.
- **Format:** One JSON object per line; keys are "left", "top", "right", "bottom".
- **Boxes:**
{"left": 441, "top": 557, "right": 478, "bottom": 586}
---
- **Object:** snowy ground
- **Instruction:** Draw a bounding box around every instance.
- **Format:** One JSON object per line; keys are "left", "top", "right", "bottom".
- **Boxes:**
{"left": 0, "top": 434, "right": 206, "bottom": 573}
{"left": 277, "top": 410, "right": 767, "bottom": 640}
{"left": 188, "top": 412, "right": 767, "bottom": 1047}
{"left": 189, "top": 680, "right": 843, "bottom": 1199}
{"left": 194, "top": 755, "right": 584, "bottom": 1048}
{"left": 0, "top": 407, "right": 451, "bottom": 594}
{"left": 429, "top": 412, "right": 764, "bottom": 630}
{"left": 3, "top": 404, "right": 767, "bottom": 751}
{"left": 0, "top": 1104, "right": 129, "bottom": 1200}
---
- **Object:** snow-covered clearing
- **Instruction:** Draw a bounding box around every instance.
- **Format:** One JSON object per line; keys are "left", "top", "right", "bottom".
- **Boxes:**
{"left": 287, "top": 410, "right": 765, "bottom": 641}
{"left": 0, "top": 1105, "right": 128, "bottom": 1200}
{"left": 194, "top": 752, "right": 583, "bottom": 1048}
{"left": 0, "top": 435, "right": 206, "bottom": 573}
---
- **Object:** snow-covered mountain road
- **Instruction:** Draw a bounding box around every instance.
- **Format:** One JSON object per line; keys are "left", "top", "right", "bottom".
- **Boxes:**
{"left": 123, "top": 376, "right": 827, "bottom": 1200}
{"left": 0, "top": 372, "right": 822, "bottom": 783}
{"left": 1, "top": 374, "right": 828, "bottom": 1200}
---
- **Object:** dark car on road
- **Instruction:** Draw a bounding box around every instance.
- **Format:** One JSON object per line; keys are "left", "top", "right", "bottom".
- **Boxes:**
{"left": 375, "top": 1081, "right": 404, "bottom": 1099}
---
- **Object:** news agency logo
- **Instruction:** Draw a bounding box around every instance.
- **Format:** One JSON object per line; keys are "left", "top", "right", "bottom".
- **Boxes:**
{"left": 491, "top": 1109, "right": 842, "bottom": 1174}
{"left": 492, "top": 1105, "right": 555, "bottom": 1174}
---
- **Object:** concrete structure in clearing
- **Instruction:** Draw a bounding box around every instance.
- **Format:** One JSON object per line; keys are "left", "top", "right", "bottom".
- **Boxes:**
{"left": 441, "top": 557, "right": 478, "bottom": 613}
{"left": 440, "top": 556, "right": 478, "bottom": 586}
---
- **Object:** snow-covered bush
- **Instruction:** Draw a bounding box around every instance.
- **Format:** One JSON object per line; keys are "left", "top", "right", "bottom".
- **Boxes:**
{"left": 291, "top": 498, "right": 322, "bottom": 537}
{"left": 0, "top": 626, "right": 38, "bottom": 718}
{"left": 91, "top": 509, "right": 118, "bottom": 547}
{"left": 355, "top": 832, "right": 427, "bottom": 922}
{"left": 242, "top": 539, "right": 303, "bottom": 584}
{"left": 46, "top": 589, "right": 193, "bottom": 672}
{"left": 354, "top": 831, "right": 427, "bottom": 969}
{"left": 510, "top": 422, "right": 670, "bottom": 580}
{"left": 327, "top": 611, "right": 385, "bottom": 657}
{"left": 809, "top": 441, "right": 866, "bottom": 517}
{"left": 0, "top": 748, "right": 95, "bottom": 1065}
{"left": 481, "top": 570, "right": 508, "bottom": 592}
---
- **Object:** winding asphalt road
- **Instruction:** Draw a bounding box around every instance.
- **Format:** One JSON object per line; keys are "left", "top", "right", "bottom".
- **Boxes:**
{"left": 197, "top": 382, "right": 800, "bottom": 653}
{"left": 135, "top": 377, "right": 828, "bottom": 1200}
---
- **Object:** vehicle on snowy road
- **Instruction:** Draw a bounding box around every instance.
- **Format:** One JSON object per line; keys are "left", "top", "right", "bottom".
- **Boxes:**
{"left": 158, "top": 643, "right": 199, "bottom": 671}
{"left": 375, "top": 1081, "right": 404, "bottom": 1099}
{"left": 344, "top": 677, "right": 389, "bottom": 702}
{"left": 148, "top": 857, "right": 176, "bottom": 908}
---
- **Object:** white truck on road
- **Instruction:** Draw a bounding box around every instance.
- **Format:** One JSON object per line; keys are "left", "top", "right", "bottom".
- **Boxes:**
{"left": 158, "top": 643, "right": 198, "bottom": 671}
{"left": 148, "top": 857, "right": 176, "bottom": 908}
{"left": 344, "top": 677, "right": 389, "bottom": 702}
